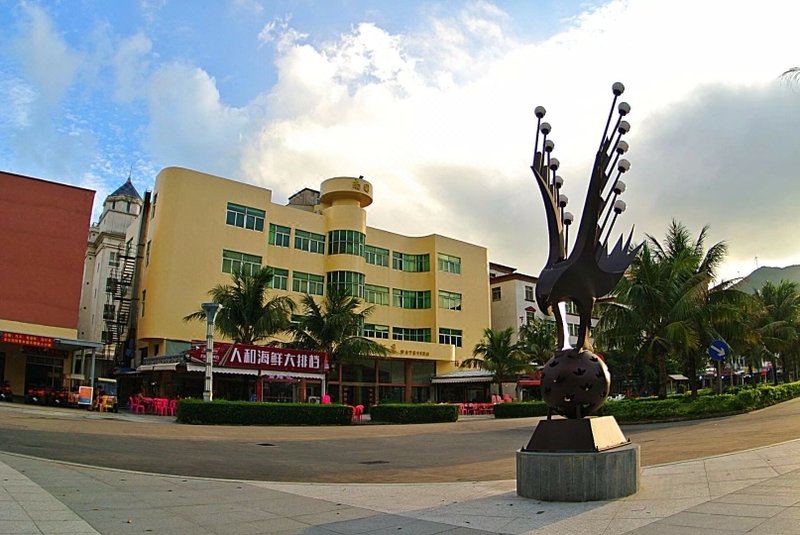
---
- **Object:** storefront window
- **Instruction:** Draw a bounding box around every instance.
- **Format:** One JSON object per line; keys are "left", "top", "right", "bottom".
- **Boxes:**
{"left": 377, "top": 360, "right": 405, "bottom": 383}
{"left": 341, "top": 362, "right": 375, "bottom": 383}
{"left": 411, "top": 361, "right": 435, "bottom": 383}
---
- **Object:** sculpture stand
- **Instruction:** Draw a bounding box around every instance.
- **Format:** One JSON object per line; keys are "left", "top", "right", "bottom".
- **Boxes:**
{"left": 516, "top": 416, "right": 640, "bottom": 501}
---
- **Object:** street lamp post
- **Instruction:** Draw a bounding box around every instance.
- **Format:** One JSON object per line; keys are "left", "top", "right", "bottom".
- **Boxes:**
{"left": 201, "top": 302, "right": 222, "bottom": 402}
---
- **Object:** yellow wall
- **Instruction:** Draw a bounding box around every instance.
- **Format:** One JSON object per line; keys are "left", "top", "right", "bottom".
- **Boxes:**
{"left": 135, "top": 167, "right": 491, "bottom": 371}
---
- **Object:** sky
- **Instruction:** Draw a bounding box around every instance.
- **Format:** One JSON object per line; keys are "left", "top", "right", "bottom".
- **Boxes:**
{"left": 1, "top": 0, "right": 799, "bottom": 283}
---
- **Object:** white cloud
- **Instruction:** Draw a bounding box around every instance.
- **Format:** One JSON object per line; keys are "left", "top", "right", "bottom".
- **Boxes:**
{"left": 234, "top": 0, "right": 800, "bottom": 281}
{"left": 112, "top": 33, "right": 153, "bottom": 102}
{"left": 12, "top": 3, "right": 81, "bottom": 106}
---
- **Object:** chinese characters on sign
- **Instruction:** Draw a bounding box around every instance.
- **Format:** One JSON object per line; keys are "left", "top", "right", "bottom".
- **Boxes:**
{"left": 188, "top": 342, "right": 328, "bottom": 373}
{"left": 1, "top": 332, "right": 54, "bottom": 348}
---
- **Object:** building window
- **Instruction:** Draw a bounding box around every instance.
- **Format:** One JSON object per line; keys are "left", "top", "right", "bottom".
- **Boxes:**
{"left": 568, "top": 322, "right": 580, "bottom": 337}
{"left": 109, "top": 251, "right": 119, "bottom": 267}
{"left": 292, "top": 271, "right": 324, "bottom": 295}
{"left": 565, "top": 301, "right": 578, "bottom": 315}
{"left": 222, "top": 250, "right": 262, "bottom": 276}
{"left": 363, "top": 323, "right": 390, "bottom": 339}
{"left": 268, "top": 267, "right": 289, "bottom": 290}
{"left": 525, "top": 285, "right": 535, "bottom": 301}
{"left": 437, "top": 253, "right": 461, "bottom": 274}
{"left": 526, "top": 310, "right": 536, "bottom": 324}
{"left": 102, "top": 304, "right": 115, "bottom": 321}
{"left": 268, "top": 224, "right": 291, "bottom": 247}
{"left": 392, "top": 289, "right": 431, "bottom": 309}
{"left": 328, "top": 229, "right": 365, "bottom": 256}
{"left": 227, "top": 202, "right": 265, "bottom": 231}
{"left": 294, "top": 229, "right": 325, "bottom": 254}
{"left": 145, "top": 240, "right": 151, "bottom": 266}
{"left": 364, "top": 245, "right": 389, "bottom": 267}
{"left": 141, "top": 289, "right": 146, "bottom": 317}
{"left": 364, "top": 284, "right": 389, "bottom": 305}
{"left": 392, "top": 327, "right": 432, "bottom": 342}
{"left": 151, "top": 193, "right": 157, "bottom": 219}
{"left": 327, "top": 271, "right": 365, "bottom": 297}
{"left": 439, "top": 328, "right": 463, "bottom": 347}
{"left": 392, "top": 252, "right": 430, "bottom": 272}
{"left": 438, "top": 290, "right": 462, "bottom": 311}
{"left": 491, "top": 287, "right": 501, "bottom": 301}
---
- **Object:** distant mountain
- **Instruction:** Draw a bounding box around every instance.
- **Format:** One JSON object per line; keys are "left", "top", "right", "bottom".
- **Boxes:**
{"left": 734, "top": 265, "right": 800, "bottom": 293}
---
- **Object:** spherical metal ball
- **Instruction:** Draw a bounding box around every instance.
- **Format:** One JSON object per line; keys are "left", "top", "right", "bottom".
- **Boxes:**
{"left": 541, "top": 349, "right": 611, "bottom": 418}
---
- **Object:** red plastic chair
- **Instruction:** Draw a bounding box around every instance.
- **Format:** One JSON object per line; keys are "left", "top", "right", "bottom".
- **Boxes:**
{"left": 129, "top": 396, "right": 145, "bottom": 415}
{"left": 353, "top": 404, "right": 364, "bottom": 421}
{"left": 321, "top": 394, "right": 332, "bottom": 404}
{"left": 168, "top": 399, "right": 177, "bottom": 416}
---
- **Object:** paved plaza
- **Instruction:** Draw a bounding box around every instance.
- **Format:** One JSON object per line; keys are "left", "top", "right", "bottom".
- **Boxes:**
{"left": 2, "top": 402, "right": 800, "bottom": 534}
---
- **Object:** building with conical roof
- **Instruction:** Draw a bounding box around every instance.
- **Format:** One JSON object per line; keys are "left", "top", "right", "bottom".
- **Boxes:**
{"left": 78, "top": 177, "right": 144, "bottom": 376}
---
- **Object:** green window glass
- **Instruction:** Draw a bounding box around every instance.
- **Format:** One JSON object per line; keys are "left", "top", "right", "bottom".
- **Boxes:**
{"left": 292, "top": 271, "right": 324, "bottom": 295}
{"left": 328, "top": 229, "right": 365, "bottom": 256}
{"left": 438, "top": 328, "right": 463, "bottom": 347}
{"left": 327, "top": 271, "right": 365, "bottom": 298}
{"left": 268, "top": 267, "right": 289, "bottom": 290}
{"left": 294, "top": 229, "right": 325, "bottom": 254}
{"left": 222, "top": 250, "right": 262, "bottom": 276}
{"left": 392, "top": 252, "right": 430, "bottom": 272}
{"left": 364, "top": 245, "right": 389, "bottom": 267}
{"left": 268, "top": 224, "right": 291, "bottom": 247}
{"left": 438, "top": 290, "right": 462, "bottom": 310}
{"left": 226, "top": 202, "right": 265, "bottom": 231}
{"left": 392, "top": 289, "right": 431, "bottom": 309}
{"left": 392, "top": 327, "right": 432, "bottom": 342}
{"left": 363, "top": 323, "right": 390, "bottom": 339}
{"left": 364, "top": 284, "right": 389, "bottom": 305}
{"left": 437, "top": 253, "right": 461, "bottom": 274}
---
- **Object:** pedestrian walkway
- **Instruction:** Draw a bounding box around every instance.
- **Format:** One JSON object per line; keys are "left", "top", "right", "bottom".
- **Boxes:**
{"left": 2, "top": 438, "right": 800, "bottom": 534}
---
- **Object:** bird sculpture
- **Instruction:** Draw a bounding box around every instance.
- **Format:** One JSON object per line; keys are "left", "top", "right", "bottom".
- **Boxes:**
{"left": 531, "top": 82, "right": 641, "bottom": 419}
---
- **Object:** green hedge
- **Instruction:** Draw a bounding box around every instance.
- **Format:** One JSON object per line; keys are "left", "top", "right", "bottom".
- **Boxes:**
{"left": 176, "top": 399, "right": 353, "bottom": 425}
{"left": 369, "top": 403, "right": 459, "bottom": 424}
{"left": 493, "top": 401, "right": 549, "bottom": 419}
{"left": 493, "top": 381, "right": 800, "bottom": 422}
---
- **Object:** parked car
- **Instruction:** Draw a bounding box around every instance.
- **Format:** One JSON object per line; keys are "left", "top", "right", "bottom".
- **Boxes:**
{"left": 0, "top": 381, "right": 12, "bottom": 402}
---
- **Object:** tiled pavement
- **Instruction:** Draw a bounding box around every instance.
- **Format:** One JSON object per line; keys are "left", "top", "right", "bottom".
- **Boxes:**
{"left": 2, "top": 438, "right": 800, "bottom": 534}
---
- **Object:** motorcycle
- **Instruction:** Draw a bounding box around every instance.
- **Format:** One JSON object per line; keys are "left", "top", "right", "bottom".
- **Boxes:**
{"left": 0, "top": 381, "right": 12, "bottom": 402}
{"left": 25, "top": 385, "right": 46, "bottom": 404}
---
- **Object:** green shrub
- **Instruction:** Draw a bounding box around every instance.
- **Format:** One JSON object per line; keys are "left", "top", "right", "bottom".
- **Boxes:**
{"left": 369, "top": 403, "right": 458, "bottom": 424}
{"left": 492, "top": 401, "right": 549, "bottom": 419}
{"left": 176, "top": 399, "right": 353, "bottom": 425}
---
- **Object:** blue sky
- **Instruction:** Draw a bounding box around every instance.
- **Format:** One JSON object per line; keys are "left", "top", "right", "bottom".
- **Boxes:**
{"left": 2, "top": 0, "right": 799, "bottom": 281}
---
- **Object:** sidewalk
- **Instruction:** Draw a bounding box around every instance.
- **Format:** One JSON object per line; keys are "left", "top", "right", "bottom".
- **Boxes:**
{"left": 2, "top": 438, "right": 800, "bottom": 534}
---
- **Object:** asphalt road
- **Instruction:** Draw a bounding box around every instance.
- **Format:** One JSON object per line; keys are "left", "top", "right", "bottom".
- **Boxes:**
{"left": 2, "top": 398, "right": 800, "bottom": 483}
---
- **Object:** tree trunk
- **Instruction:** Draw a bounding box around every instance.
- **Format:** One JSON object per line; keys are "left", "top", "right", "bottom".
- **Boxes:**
{"left": 657, "top": 353, "right": 668, "bottom": 399}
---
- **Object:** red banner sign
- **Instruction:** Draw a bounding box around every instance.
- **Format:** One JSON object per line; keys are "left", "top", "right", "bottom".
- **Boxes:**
{"left": 188, "top": 342, "right": 328, "bottom": 374}
{"left": 1, "top": 332, "right": 54, "bottom": 348}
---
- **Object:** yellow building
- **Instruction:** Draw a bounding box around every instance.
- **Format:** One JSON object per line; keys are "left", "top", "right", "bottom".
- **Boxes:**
{"left": 129, "top": 167, "right": 490, "bottom": 404}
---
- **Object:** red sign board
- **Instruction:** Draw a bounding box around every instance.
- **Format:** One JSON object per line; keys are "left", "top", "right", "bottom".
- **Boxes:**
{"left": 188, "top": 342, "right": 328, "bottom": 374}
{"left": 1, "top": 332, "right": 54, "bottom": 348}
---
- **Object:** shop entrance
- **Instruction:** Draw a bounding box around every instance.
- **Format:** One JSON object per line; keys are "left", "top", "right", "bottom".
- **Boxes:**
{"left": 25, "top": 355, "right": 64, "bottom": 389}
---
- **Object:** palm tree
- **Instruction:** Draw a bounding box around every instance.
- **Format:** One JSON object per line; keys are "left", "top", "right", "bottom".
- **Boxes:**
{"left": 184, "top": 267, "right": 295, "bottom": 344}
{"left": 289, "top": 284, "right": 388, "bottom": 401}
{"left": 517, "top": 316, "right": 556, "bottom": 366}
{"left": 752, "top": 280, "right": 800, "bottom": 384}
{"left": 598, "top": 221, "right": 728, "bottom": 398}
{"left": 460, "top": 327, "right": 531, "bottom": 397}
{"left": 780, "top": 67, "right": 800, "bottom": 85}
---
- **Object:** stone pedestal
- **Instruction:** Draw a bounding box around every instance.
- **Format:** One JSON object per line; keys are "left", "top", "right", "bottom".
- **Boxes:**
{"left": 517, "top": 416, "right": 640, "bottom": 501}
{"left": 516, "top": 443, "right": 640, "bottom": 501}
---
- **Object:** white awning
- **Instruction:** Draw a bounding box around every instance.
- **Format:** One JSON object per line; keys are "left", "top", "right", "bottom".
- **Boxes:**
{"left": 137, "top": 363, "right": 181, "bottom": 372}
{"left": 668, "top": 374, "right": 689, "bottom": 381}
{"left": 184, "top": 363, "right": 325, "bottom": 379}
{"left": 431, "top": 370, "right": 494, "bottom": 384}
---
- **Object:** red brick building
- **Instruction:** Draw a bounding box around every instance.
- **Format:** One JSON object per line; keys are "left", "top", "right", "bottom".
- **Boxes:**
{"left": 0, "top": 170, "right": 102, "bottom": 399}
